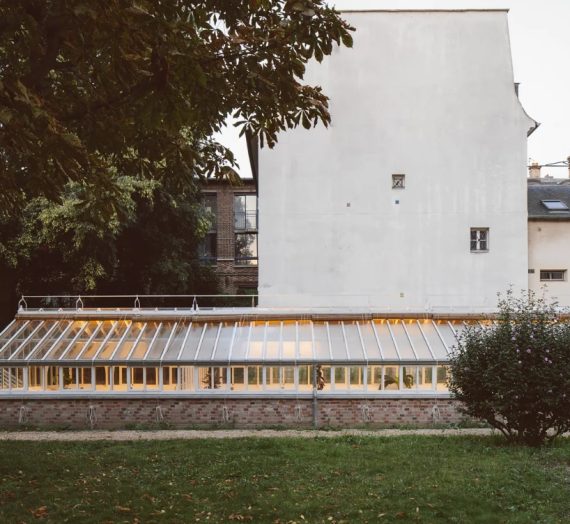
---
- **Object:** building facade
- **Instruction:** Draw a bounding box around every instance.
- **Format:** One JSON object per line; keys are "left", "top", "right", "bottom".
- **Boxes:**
{"left": 528, "top": 176, "right": 570, "bottom": 307}
{"left": 199, "top": 179, "right": 258, "bottom": 296}
{"left": 259, "top": 10, "right": 537, "bottom": 312}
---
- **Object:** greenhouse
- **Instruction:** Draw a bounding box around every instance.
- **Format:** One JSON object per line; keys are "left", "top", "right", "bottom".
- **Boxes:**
{"left": 0, "top": 300, "right": 476, "bottom": 428}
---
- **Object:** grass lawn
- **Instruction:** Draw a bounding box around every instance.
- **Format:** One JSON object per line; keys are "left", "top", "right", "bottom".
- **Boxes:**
{"left": 0, "top": 436, "right": 569, "bottom": 523}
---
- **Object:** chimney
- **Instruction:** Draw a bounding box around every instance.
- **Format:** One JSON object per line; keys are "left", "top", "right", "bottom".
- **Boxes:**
{"left": 529, "top": 162, "right": 541, "bottom": 179}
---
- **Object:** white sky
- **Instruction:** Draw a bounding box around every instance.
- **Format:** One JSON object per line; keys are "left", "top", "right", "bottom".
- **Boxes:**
{"left": 219, "top": 0, "right": 570, "bottom": 178}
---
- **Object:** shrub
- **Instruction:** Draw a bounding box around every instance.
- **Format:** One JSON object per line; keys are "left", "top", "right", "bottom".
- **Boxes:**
{"left": 448, "top": 291, "right": 570, "bottom": 446}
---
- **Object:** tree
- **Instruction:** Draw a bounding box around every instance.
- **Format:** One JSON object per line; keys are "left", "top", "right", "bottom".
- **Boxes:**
{"left": 0, "top": 0, "right": 354, "bottom": 212}
{"left": 0, "top": 0, "right": 354, "bottom": 322}
{"left": 448, "top": 291, "right": 570, "bottom": 446}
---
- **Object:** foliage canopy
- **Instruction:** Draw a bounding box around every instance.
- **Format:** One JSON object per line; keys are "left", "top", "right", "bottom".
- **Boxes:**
{"left": 449, "top": 291, "right": 570, "bottom": 446}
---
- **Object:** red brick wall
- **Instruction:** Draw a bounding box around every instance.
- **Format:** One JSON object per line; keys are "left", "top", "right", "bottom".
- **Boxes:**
{"left": 0, "top": 397, "right": 466, "bottom": 430}
{"left": 202, "top": 181, "right": 258, "bottom": 295}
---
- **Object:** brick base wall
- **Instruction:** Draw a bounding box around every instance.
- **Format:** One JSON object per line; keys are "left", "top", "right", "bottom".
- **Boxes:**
{"left": 0, "top": 398, "right": 467, "bottom": 430}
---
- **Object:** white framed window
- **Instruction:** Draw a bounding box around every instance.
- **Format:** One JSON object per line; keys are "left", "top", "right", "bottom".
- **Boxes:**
{"left": 470, "top": 228, "right": 489, "bottom": 252}
{"left": 540, "top": 270, "right": 567, "bottom": 282}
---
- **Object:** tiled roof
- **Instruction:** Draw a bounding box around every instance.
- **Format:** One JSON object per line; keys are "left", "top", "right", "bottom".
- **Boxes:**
{"left": 527, "top": 178, "right": 570, "bottom": 220}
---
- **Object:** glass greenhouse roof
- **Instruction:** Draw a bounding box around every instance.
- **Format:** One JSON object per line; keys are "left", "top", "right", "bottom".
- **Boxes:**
{"left": 0, "top": 314, "right": 469, "bottom": 365}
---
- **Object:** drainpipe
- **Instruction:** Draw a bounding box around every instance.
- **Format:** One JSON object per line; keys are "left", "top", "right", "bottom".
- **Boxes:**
{"left": 312, "top": 365, "right": 318, "bottom": 429}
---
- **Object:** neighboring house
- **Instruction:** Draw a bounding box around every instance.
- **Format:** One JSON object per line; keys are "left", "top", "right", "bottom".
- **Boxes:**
{"left": 259, "top": 9, "right": 537, "bottom": 311}
{"left": 199, "top": 179, "right": 258, "bottom": 296}
{"left": 528, "top": 175, "right": 570, "bottom": 307}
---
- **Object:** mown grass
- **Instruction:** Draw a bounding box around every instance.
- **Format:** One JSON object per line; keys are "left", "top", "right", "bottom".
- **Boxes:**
{"left": 0, "top": 436, "right": 569, "bottom": 523}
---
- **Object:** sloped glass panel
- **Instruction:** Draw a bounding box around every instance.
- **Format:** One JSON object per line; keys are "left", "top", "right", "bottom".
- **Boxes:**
{"left": 50, "top": 321, "right": 87, "bottom": 360}
{"left": 329, "top": 323, "right": 348, "bottom": 360}
{"left": 420, "top": 321, "right": 449, "bottom": 360}
{"left": 265, "top": 322, "right": 281, "bottom": 361}
{"left": 88, "top": 321, "right": 130, "bottom": 361}
{"left": 195, "top": 324, "right": 220, "bottom": 361}
{"left": 112, "top": 322, "right": 145, "bottom": 360}
{"left": 247, "top": 322, "right": 265, "bottom": 360}
{"left": 178, "top": 323, "right": 207, "bottom": 361}
{"left": 145, "top": 322, "right": 176, "bottom": 361}
{"left": 312, "top": 323, "right": 330, "bottom": 360}
{"left": 297, "top": 321, "right": 313, "bottom": 360}
{"left": 60, "top": 321, "right": 102, "bottom": 360}
{"left": 373, "top": 321, "right": 399, "bottom": 360}
{"left": 435, "top": 321, "right": 459, "bottom": 354}
{"left": 29, "top": 321, "right": 72, "bottom": 360}
{"left": 129, "top": 322, "right": 160, "bottom": 360}
{"left": 344, "top": 322, "right": 365, "bottom": 361}
{"left": 77, "top": 321, "right": 117, "bottom": 360}
{"left": 161, "top": 322, "right": 190, "bottom": 362}
{"left": 0, "top": 321, "right": 30, "bottom": 359}
{"left": 213, "top": 322, "right": 236, "bottom": 361}
{"left": 359, "top": 322, "right": 382, "bottom": 361}
{"left": 229, "top": 323, "right": 251, "bottom": 362}
{"left": 0, "top": 320, "right": 42, "bottom": 360}
{"left": 390, "top": 321, "right": 415, "bottom": 360}
{"left": 404, "top": 321, "right": 432, "bottom": 360}
{"left": 281, "top": 322, "right": 296, "bottom": 360}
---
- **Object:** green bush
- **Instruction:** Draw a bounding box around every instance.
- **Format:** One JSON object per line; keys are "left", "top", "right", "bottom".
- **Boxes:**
{"left": 448, "top": 291, "right": 570, "bottom": 446}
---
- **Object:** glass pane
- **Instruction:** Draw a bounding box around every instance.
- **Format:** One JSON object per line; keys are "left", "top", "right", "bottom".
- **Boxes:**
{"left": 63, "top": 321, "right": 102, "bottom": 360}
{"left": 265, "top": 322, "right": 281, "bottom": 361}
{"left": 229, "top": 323, "right": 250, "bottom": 362}
{"left": 49, "top": 321, "right": 88, "bottom": 360}
{"left": 179, "top": 366, "right": 194, "bottom": 390}
{"left": 161, "top": 322, "right": 189, "bottom": 362}
{"left": 437, "top": 366, "right": 449, "bottom": 391}
{"left": 0, "top": 321, "right": 27, "bottom": 356}
{"left": 0, "top": 321, "right": 41, "bottom": 360}
{"left": 214, "top": 323, "right": 235, "bottom": 361}
{"left": 298, "top": 365, "right": 313, "bottom": 391}
{"left": 419, "top": 321, "right": 449, "bottom": 360}
{"left": 178, "top": 324, "right": 206, "bottom": 362}
{"left": 373, "top": 321, "right": 399, "bottom": 360}
{"left": 130, "top": 367, "right": 145, "bottom": 390}
{"left": 282, "top": 322, "right": 296, "bottom": 360}
{"left": 265, "top": 367, "right": 280, "bottom": 389}
{"left": 360, "top": 322, "right": 382, "bottom": 361}
{"left": 162, "top": 366, "right": 179, "bottom": 390}
{"left": 334, "top": 367, "right": 347, "bottom": 389}
{"left": 402, "top": 366, "right": 418, "bottom": 389}
{"left": 230, "top": 367, "right": 246, "bottom": 391}
{"left": 283, "top": 366, "right": 295, "bottom": 389}
{"left": 27, "top": 321, "right": 72, "bottom": 361}
{"left": 89, "top": 321, "right": 130, "bottom": 361}
{"left": 78, "top": 321, "right": 118, "bottom": 360}
{"left": 344, "top": 322, "right": 365, "bottom": 361}
{"left": 195, "top": 325, "right": 220, "bottom": 361}
{"left": 390, "top": 321, "right": 415, "bottom": 360}
{"left": 247, "top": 322, "right": 265, "bottom": 360}
{"left": 15, "top": 322, "right": 56, "bottom": 360}
{"left": 329, "top": 323, "right": 347, "bottom": 360}
{"left": 199, "top": 366, "right": 226, "bottom": 390}
{"left": 297, "top": 322, "right": 312, "bottom": 360}
{"left": 384, "top": 366, "right": 399, "bottom": 390}
{"left": 129, "top": 322, "right": 160, "bottom": 360}
{"left": 312, "top": 323, "right": 329, "bottom": 360}
{"left": 247, "top": 366, "right": 262, "bottom": 391}
{"left": 349, "top": 366, "right": 365, "bottom": 389}
{"left": 29, "top": 366, "right": 43, "bottom": 391}
{"left": 146, "top": 368, "right": 159, "bottom": 389}
{"left": 367, "top": 366, "right": 382, "bottom": 390}
{"left": 404, "top": 321, "right": 432, "bottom": 360}
{"left": 145, "top": 323, "right": 176, "bottom": 361}
{"left": 436, "top": 321, "right": 459, "bottom": 354}
{"left": 417, "top": 366, "right": 434, "bottom": 389}
{"left": 0, "top": 368, "right": 24, "bottom": 390}
{"left": 113, "top": 366, "right": 128, "bottom": 391}
{"left": 45, "top": 366, "right": 59, "bottom": 391}
{"left": 235, "top": 233, "right": 258, "bottom": 264}
{"left": 112, "top": 322, "right": 146, "bottom": 360}
{"left": 95, "top": 367, "right": 111, "bottom": 390}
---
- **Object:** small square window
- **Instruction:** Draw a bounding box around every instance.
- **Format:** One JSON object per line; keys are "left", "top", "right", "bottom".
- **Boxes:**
{"left": 392, "top": 174, "right": 405, "bottom": 189}
{"left": 470, "top": 228, "right": 489, "bottom": 252}
{"left": 540, "top": 270, "right": 566, "bottom": 281}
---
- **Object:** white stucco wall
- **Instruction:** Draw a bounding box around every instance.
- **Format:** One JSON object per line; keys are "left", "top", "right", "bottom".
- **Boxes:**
{"left": 528, "top": 221, "right": 570, "bottom": 307}
{"left": 259, "top": 10, "right": 535, "bottom": 312}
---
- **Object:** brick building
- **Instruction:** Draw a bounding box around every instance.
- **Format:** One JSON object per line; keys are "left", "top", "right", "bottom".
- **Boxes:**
{"left": 199, "top": 179, "right": 258, "bottom": 296}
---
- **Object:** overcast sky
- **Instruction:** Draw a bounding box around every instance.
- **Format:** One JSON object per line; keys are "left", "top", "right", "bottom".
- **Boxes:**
{"left": 219, "top": 0, "right": 570, "bottom": 178}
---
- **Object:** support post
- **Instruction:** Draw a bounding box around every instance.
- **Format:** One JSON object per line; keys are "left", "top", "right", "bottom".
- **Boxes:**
{"left": 312, "top": 365, "right": 318, "bottom": 429}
